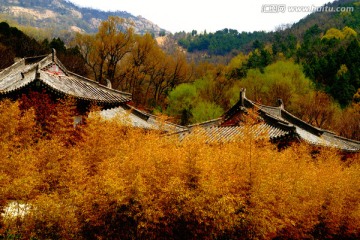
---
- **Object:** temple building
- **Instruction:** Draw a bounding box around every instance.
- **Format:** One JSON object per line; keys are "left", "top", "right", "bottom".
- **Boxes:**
{"left": 99, "top": 105, "right": 186, "bottom": 132}
{"left": 176, "top": 89, "right": 360, "bottom": 152}
{"left": 0, "top": 50, "right": 184, "bottom": 132}
{"left": 0, "top": 50, "right": 131, "bottom": 114}
{"left": 1, "top": 50, "right": 359, "bottom": 148}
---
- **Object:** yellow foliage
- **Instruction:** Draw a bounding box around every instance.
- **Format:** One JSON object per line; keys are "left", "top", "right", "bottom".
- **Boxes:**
{"left": 322, "top": 27, "right": 357, "bottom": 40}
{"left": 0, "top": 100, "right": 360, "bottom": 239}
{"left": 343, "top": 26, "right": 357, "bottom": 38}
{"left": 227, "top": 52, "right": 248, "bottom": 71}
{"left": 337, "top": 64, "right": 349, "bottom": 77}
{"left": 322, "top": 28, "right": 345, "bottom": 40}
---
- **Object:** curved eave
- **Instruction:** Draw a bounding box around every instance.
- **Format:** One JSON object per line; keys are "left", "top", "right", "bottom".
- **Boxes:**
{"left": 174, "top": 122, "right": 295, "bottom": 144}
{"left": 296, "top": 137, "right": 360, "bottom": 153}
{"left": 67, "top": 71, "right": 132, "bottom": 98}
{"left": 1, "top": 52, "right": 132, "bottom": 105}
{"left": 0, "top": 80, "right": 34, "bottom": 96}
{"left": 35, "top": 79, "right": 131, "bottom": 105}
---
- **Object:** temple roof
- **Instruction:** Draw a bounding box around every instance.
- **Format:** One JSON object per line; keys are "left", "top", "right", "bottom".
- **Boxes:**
{"left": 0, "top": 50, "right": 131, "bottom": 105}
{"left": 100, "top": 105, "right": 187, "bottom": 133}
{"left": 177, "top": 89, "right": 360, "bottom": 152}
{"left": 177, "top": 123, "right": 294, "bottom": 143}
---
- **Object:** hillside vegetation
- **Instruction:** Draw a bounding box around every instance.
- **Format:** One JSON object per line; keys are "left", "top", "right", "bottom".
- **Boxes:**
{"left": 0, "top": 0, "right": 166, "bottom": 40}
{"left": 175, "top": 0, "right": 360, "bottom": 57}
{"left": 1, "top": 1, "right": 360, "bottom": 238}
{"left": 0, "top": 99, "right": 359, "bottom": 239}
{"left": 1, "top": 12, "right": 360, "bottom": 140}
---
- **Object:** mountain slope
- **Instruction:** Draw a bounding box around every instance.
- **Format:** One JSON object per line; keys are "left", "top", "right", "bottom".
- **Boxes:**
{"left": 284, "top": 0, "right": 360, "bottom": 38}
{"left": 0, "top": 0, "right": 166, "bottom": 36}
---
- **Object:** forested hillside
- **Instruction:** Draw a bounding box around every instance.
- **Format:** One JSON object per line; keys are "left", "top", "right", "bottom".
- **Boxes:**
{"left": 175, "top": 29, "right": 270, "bottom": 56}
{"left": 289, "top": 0, "right": 360, "bottom": 37}
{"left": 1, "top": 1, "right": 360, "bottom": 238}
{"left": 0, "top": 0, "right": 359, "bottom": 141}
{"left": 175, "top": 0, "right": 360, "bottom": 57}
{"left": 170, "top": 1, "right": 360, "bottom": 109}
{"left": 166, "top": 0, "right": 360, "bottom": 138}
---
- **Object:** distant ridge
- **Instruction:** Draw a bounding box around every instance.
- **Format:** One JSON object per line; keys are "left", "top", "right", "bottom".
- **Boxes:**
{"left": 0, "top": 0, "right": 167, "bottom": 36}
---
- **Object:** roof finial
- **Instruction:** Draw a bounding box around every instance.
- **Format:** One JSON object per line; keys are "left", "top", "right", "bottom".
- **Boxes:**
{"left": 277, "top": 98, "right": 284, "bottom": 109}
{"left": 35, "top": 64, "right": 40, "bottom": 79}
{"left": 240, "top": 88, "right": 246, "bottom": 106}
{"left": 106, "top": 79, "right": 112, "bottom": 89}
{"left": 52, "top": 48, "right": 56, "bottom": 62}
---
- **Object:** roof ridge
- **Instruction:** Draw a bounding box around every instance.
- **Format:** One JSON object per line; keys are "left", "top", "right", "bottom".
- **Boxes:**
{"left": 280, "top": 109, "right": 324, "bottom": 135}
{"left": 324, "top": 131, "right": 360, "bottom": 145}
{"left": 52, "top": 54, "right": 69, "bottom": 74}
{"left": 127, "top": 105, "right": 186, "bottom": 129}
{"left": 0, "top": 58, "right": 26, "bottom": 79}
{"left": 67, "top": 71, "right": 132, "bottom": 97}
{"left": 37, "top": 54, "right": 53, "bottom": 68}
{"left": 255, "top": 103, "right": 281, "bottom": 109}
{"left": 24, "top": 54, "right": 49, "bottom": 62}
{"left": 187, "top": 117, "right": 223, "bottom": 128}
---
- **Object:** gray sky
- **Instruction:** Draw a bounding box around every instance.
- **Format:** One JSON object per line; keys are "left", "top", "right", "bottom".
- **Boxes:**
{"left": 69, "top": 0, "right": 336, "bottom": 33}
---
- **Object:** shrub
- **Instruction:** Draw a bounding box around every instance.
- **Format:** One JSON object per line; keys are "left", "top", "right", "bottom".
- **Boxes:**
{"left": 0, "top": 100, "right": 359, "bottom": 239}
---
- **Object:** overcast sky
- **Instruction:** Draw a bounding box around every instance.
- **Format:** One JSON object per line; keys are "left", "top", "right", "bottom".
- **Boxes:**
{"left": 69, "top": 0, "right": 336, "bottom": 33}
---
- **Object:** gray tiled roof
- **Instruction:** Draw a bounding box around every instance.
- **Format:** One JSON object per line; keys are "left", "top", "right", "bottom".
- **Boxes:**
{"left": 177, "top": 122, "right": 293, "bottom": 143}
{"left": 296, "top": 128, "right": 360, "bottom": 152}
{"left": 100, "top": 105, "right": 187, "bottom": 133}
{"left": 0, "top": 52, "right": 131, "bottom": 104}
{"left": 176, "top": 90, "right": 360, "bottom": 152}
